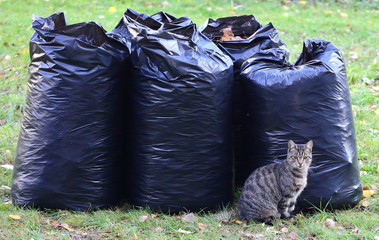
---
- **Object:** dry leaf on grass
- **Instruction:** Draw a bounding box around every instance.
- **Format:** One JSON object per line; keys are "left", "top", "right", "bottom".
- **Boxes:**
{"left": 154, "top": 227, "right": 164, "bottom": 232}
{"left": 232, "top": 219, "right": 243, "bottom": 225}
{"left": 51, "top": 221, "right": 74, "bottom": 232}
{"left": 362, "top": 190, "right": 376, "bottom": 198}
{"left": 150, "top": 213, "right": 158, "bottom": 218}
{"left": 198, "top": 223, "right": 206, "bottom": 232}
{"left": 8, "top": 215, "right": 21, "bottom": 220}
{"left": 139, "top": 215, "right": 148, "bottom": 222}
{"left": 361, "top": 200, "right": 370, "bottom": 207}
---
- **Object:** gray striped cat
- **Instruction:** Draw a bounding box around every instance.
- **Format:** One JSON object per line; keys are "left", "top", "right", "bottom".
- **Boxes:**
{"left": 238, "top": 140, "right": 313, "bottom": 223}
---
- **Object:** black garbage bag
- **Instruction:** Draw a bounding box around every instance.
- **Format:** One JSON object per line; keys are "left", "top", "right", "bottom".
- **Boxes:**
{"left": 201, "top": 17, "right": 289, "bottom": 187}
{"left": 113, "top": 9, "right": 234, "bottom": 212}
{"left": 240, "top": 38, "right": 362, "bottom": 209}
{"left": 11, "top": 12, "right": 129, "bottom": 210}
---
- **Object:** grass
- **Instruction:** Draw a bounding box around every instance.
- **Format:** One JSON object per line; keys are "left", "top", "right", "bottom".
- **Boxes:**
{"left": 0, "top": 0, "right": 378, "bottom": 239}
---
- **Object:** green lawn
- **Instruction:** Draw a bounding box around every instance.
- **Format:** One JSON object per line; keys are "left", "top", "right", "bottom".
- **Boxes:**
{"left": 0, "top": 0, "right": 378, "bottom": 239}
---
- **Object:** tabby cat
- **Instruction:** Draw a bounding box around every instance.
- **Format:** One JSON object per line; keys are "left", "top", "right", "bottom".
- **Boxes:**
{"left": 238, "top": 140, "right": 313, "bottom": 223}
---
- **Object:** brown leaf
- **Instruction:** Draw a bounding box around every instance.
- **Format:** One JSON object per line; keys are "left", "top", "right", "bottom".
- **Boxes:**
{"left": 351, "top": 228, "right": 359, "bottom": 234}
{"left": 139, "top": 215, "right": 148, "bottom": 222}
{"left": 363, "top": 186, "right": 370, "bottom": 190}
{"left": 154, "top": 227, "right": 164, "bottom": 232}
{"left": 12, "top": 221, "right": 24, "bottom": 226}
{"left": 120, "top": 216, "right": 128, "bottom": 220}
{"left": 8, "top": 215, "right": 21, "bottom": 220}
{"left": 150, "top": 213, "right": 158, "bottom": 218}
{"left": 198, "top": 223, "right": 206, "bottom": 232}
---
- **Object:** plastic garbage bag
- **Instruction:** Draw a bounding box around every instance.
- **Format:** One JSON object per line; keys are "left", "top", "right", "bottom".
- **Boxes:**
{"left": 201, "top": 17, "right": 289, "bottom": 187}
{"left": 113, "top": 9, "right": 234, "bottom": 212}
{"left": 240, "top": 38, "right": 362, "bottom": 209}
{"left": 11, "top": 12, "right": 128, "bottom": 210}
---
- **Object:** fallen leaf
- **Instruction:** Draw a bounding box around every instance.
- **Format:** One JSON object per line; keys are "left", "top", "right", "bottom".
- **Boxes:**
{"left": 308, "top": 233, "right": 317, "bottom": 238}
{"left": 181, "top": 213, "right": 197, "bottom": 223}
{"left": 361, "top": 201, "right": 370, "bottom": 207}
{"left": 178, "top": 228, "right": 192, "bottom": 234}
{"left": 51, "top": 221, "right": 75, "bottom": 232}
{"left": 108, "top": 6, "right": 117, "bottom": 13}
{"left": 351, "top": 228, "right": 359, "bottom": 234}
{"left": 9, "top": 215, "right": 21, "bottom": 220}
{"left": 339, "top": 12, "right": 348, "bottom": 18}
{"left": 198, "top": 223, "right": 206, "bottom": 232}
{"left": 120, "top": 216, "right": 128, "bottom": 220}
{"left": 12, "top": 221, "right": 24, "bottom": 226}
{"left": 360, "top": 171, "right": 368, "bottom": 176}
{"left": 139, "top": 215, "right": 148, "bottom": 222}
{"left": 375, "top": 109, "right": 379, "bottom": 115}
{"left": 281, "top": 227, "right": 289, "bottom": 233}
{"left": 299, "top": 0, "right": 307, "bottom": 4}
{"left": 154, "top": 227, "right": 164, "bottom": 232}
{"left": 232, "top": 219, "right": 243, "bottom": 225}
{"left": 325, "top": 10, "right": 334, "bottom": 14}
{"left": 362, "top": 190, "right": 376, "bottom": 198}
{"left": 363, "top": 186, "right": 370, "bottom": 190}
{"left": 371, "top": 185, "right": 378, "bottom": 190}
{"left": 288, "top": 231, "right": 298, "bottom": 239}
{"left": 150, "top": 213, "right": 158, "bottom": 218}
{"left": 324, "top": 218, "right": 336, "bottom": 228}
{"left": 367, "top": 20, "right": 372, "bottom": 24}
{"left": 60, "top": 223, "right": 74, "bottom": 232}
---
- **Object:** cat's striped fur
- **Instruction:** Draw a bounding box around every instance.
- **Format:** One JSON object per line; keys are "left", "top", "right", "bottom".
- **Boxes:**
{"left": 238, "top": 140, "right": 313, "bottom": 223}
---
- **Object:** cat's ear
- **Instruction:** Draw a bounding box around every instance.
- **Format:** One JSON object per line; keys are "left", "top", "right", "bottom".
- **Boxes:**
{"left": 306, "top": 140, "right": 313, "bottom": 149}
{"left": 288, "top": 140, "right": 296, "bottom": 149}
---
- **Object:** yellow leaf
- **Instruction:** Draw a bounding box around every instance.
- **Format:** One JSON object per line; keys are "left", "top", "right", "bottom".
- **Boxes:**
{"left": 367, "top": 20, "right": 372, "bottom": 24}
{"left": 9, "top": 215, "right": 21, "bottom": 220}
{"left": 375, "top": 108, "right": 379, "bottom": 115}
{"left": 325, "top": 10, "right": 334, "bottom": 14}
{"left": 340, "top": 12, "right": 348, "bottom": 18}
{"left": 21, "top": 48, "right": 29, "bottom": 54}
{"left": 299, "top": 0, "right": 307, "bottom": 4}
{"left": 363, "top": 190, "right": 376, "bottom": 198}
{"left": 232, "top": 219, "right": 243, "bottom": 225}
{"left": 362, "top": 200, "right": 370, "bottom": 207}
{"left": 60, "top": 223, "right": 74, "bottom": 232}
{"left": 108, "top": 6, "right": 116, "bottom": 13}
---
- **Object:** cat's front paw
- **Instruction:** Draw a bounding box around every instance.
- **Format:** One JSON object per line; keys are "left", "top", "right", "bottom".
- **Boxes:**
{"left": 281, "top": 212, "right": 291, "bottom": 219}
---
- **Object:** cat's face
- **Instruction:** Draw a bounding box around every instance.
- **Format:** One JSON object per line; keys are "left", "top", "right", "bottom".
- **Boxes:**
{"left": 287, "top": 140, "right": 313, "bottom": 170}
